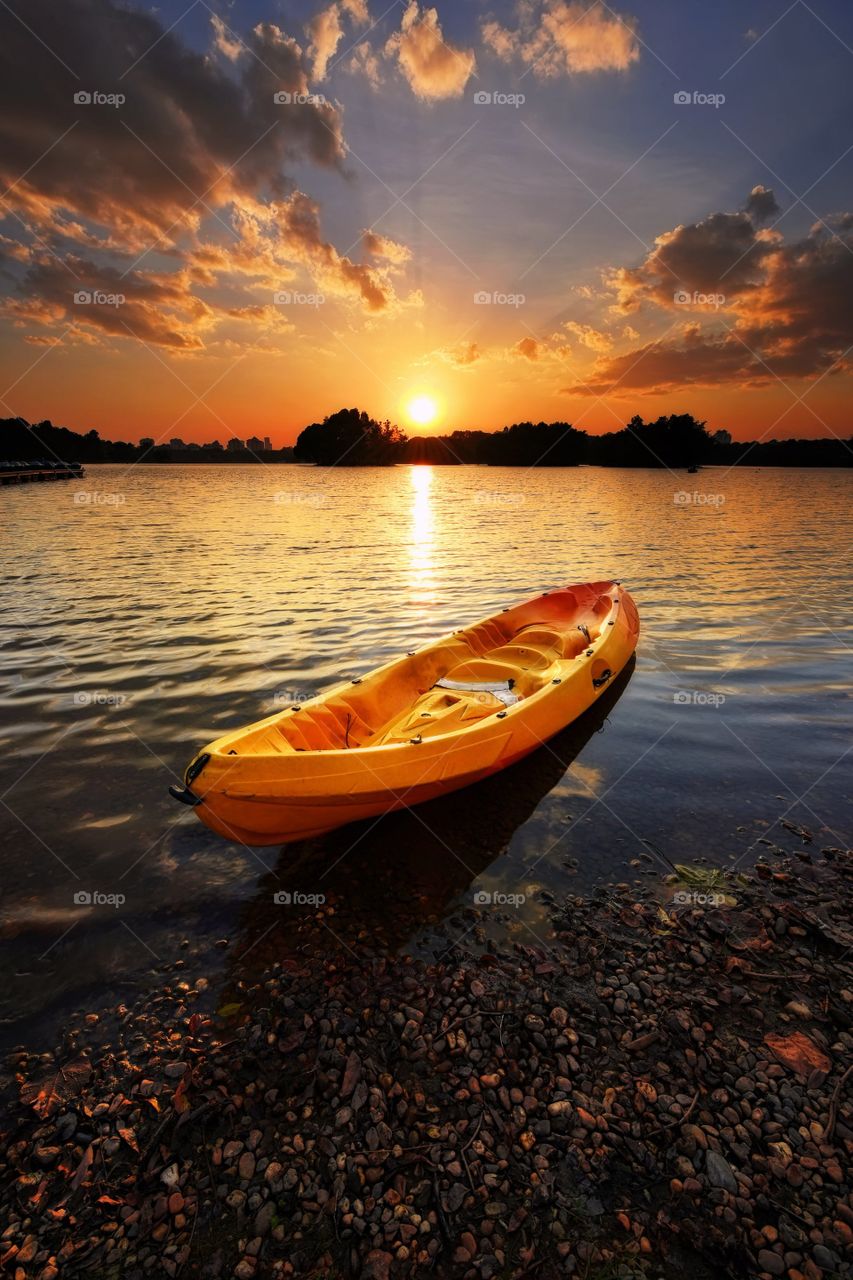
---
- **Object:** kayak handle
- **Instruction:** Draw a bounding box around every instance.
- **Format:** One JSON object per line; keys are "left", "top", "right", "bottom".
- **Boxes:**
{"left": 592, "top": 668, "right": 612, "bottom": 689}
{"left": 170, "top": 783, "right": 201, "bottom": 806}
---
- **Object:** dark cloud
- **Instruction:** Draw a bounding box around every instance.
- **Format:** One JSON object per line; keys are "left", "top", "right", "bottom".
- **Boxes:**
{"left": 7, "top": 254, "right": 211, "bottom": 349}
{"left": 0, "top": 0, "right": 416, "bottom": 345}
{"left": 744, "top": 184, "right": 780, "bottom": 226}
{"left": 570, "top": 195, "right": 853, "bottom": 393}
{"left": 0, "top": 0, "right": 345, "bottom": 241}
{"left": 610, "top": 208, "right": 770, "bottom": 312}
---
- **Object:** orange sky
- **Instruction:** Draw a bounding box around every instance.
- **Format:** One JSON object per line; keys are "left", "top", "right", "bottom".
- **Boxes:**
{"left": 2, "top": 0, "right": 853, "bottom": 447}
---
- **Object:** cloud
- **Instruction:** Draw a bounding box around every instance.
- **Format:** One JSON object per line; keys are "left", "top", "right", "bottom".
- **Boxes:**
{"left": 362, "top": 230, "right": 412, "bottom": 264}
{"left": 0, "top": 0, "right": 346, "bottom": 248}
{"left": 0, "top": 0, "right": 418, "bottom": 351}
{"left": 194, "top": 195, "right": 413, "bottom": 316}
{"left": 211, "top": 14, "right": 244, "bottom": 62}
{"left": 386, "top": 2, "right": 477, "bottom": 100}
{"left": 306, "top": 1, "right": 369, "bottom": 80}
{"left": 568, "top": 193, "right": 853, "bottom": 393}
{"left": 609, "top": 208, "right": 776, "bottom": 314}
{"left": 6, "top": 254, "right": 212, "bottom": 350}
{"left": 514, "top": 336, "right": 540, "bottom": 359}
{"left": 744, "top": 184, "right": 780, "bottom": 226}
{"left": 482, "top": 1, "right": 640, "bottom": 77}
{"left": 341, "top": 0, "right": 370, "bottom": 21}
{"left": 347, "top": 42, "right": 384, "bottom": 87}
{"left": 435, "top": 339, "right": 481, "bottom": 367}
{"left": 307, "top": 4, "right": 345, "bottom": 80}
{"left": 564, "top": 321, "right": 613, "bottom": 351}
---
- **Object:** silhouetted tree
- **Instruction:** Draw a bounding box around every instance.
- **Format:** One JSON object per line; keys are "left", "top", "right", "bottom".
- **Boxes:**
{"left": 295, "top": 408, "right": 407, "bottom": 465}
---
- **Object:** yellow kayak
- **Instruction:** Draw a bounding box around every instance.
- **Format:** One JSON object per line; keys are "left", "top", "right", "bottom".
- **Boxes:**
{"left": 171, "top": 580, "right": 640, "bottom": 845}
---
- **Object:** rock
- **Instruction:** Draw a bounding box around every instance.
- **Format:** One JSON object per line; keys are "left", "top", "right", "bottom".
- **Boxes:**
{"left": 362, "top": 1250, "right": 393, "bottom": 1280}
{"left": 238, "top": 1152, "right": 256, "bottom": 1181}
{"left": 447, "top": 1184, "right": 467, "bottom": 1212}
{"left": 757, "top": 1248, "right": 784, "bottom": 1275}
{"left": 33, "top": 1144, "right": 61, "bottom": 1166}
{"left": 255, "top": 1203, "right": 274, "bottom": 1236}
{"left": 164, "top": 1061, "right": 188, "bottom": 1079}
{"left": 705, "top": 1151, "right": 738, "bottom": 1193}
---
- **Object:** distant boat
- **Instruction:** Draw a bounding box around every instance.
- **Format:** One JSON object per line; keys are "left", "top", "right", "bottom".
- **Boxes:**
{"left": 687, "top": 464, "right": 700, "bottom": 473}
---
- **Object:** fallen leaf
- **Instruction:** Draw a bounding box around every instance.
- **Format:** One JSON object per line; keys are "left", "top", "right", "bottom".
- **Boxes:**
{"left": 118, "top": 1128, "right": 138, "bottom": 1152}
{"left": 20, "top": 1057, "right": 92, "bottom": 1119}
{"left": 70, "top": 1143, "right": 95, "bottom": 1192}
{"left": 765, "top": 1031, "right": 830, "bottom": 1077}
{"left": 341, "top": 1050, "right": 361, "bottom": 1098}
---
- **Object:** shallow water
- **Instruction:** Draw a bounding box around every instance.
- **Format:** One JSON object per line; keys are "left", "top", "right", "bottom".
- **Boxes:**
{"left": 1, "top": 463, "right": 851, "bottom": 1047}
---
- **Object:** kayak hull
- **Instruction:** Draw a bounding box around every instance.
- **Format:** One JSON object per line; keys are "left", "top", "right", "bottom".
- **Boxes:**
{"left": 177, "top": 581, "right": 639, "bottom": 846}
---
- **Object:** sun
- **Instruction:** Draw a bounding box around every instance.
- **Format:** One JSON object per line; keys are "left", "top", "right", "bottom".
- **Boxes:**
{"left": 406, "top": 394, "right": 439, "bottom": 427}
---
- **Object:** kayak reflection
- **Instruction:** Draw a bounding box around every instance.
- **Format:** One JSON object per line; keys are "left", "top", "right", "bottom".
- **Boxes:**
{"left": 228, "top": 657, "right": 636, "bottom": 976}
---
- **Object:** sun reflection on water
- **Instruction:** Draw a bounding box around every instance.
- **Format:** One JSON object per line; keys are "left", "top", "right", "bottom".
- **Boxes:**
{"left": 408, "top": 465, "right": 436, "bottom": 604}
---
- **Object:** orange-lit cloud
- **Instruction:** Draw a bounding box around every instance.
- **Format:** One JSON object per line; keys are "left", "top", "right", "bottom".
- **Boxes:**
{"left": 482, "top": 1, "right": 640, "bottom": 76}
{"left": 386, "top": 2, "right": 477, "bottom": 99}
{"left": 307, "top": 0, "right": 369, "bottom": 80}
{"left": 362, "top": 230, "right": 413, "bottom": 264}
{"left": 0, "top": 0, "right": 417, "bottom": 353}
{"left": 514, "top": 336, "right": 540, "bottom": 360}
{"left": 437, "top": 340, "right": 481, "bottom": 367}
{"left": 570, "top": 192, "right": 853, "bottom": 394}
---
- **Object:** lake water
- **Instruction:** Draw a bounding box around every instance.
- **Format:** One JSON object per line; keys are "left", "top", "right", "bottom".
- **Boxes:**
{"left": 2, "top": 463, "right": 851, "bottom": 1048}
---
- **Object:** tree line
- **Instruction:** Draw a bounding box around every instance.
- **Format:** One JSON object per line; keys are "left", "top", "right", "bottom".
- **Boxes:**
{"left": 2, "top": 410, "right": 851, "bottom": 468}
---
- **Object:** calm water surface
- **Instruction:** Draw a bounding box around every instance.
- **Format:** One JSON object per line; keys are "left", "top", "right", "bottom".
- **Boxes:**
{"left": 2, "top": 464, "right": 851, "bottom": 1047}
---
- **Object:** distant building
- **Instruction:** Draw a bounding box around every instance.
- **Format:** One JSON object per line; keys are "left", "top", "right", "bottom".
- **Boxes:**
{"left": 139, "top": 437, "right": 154, "bottom": 449}
{"left": 246, "top": 435, "right": 264, "bottom": 453}
{"left": 263, "top": 436, "right": 272, "bottom": 451}
{"left": 170, "top": 437, "right": 185, "bottom": 449}
{"left": 226, "top": 437, "right": 245, "bottom": 452}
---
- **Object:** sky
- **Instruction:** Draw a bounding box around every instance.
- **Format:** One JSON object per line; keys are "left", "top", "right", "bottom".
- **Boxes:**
{"left": 1, "top": 0, "right": 853, "bottom": 446}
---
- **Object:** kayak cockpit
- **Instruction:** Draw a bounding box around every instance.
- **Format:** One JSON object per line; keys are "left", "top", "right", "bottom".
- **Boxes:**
{"left": 213, "top": 586, "right": 617, "bottom": 757}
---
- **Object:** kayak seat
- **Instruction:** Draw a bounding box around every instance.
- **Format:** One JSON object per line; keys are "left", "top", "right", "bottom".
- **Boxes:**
{"left": 441, "top": 623, "right": 568, "bottom": 692}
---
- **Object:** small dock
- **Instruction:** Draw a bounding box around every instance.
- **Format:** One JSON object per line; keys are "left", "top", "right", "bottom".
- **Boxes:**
{"left": 0, "top": 462, "right": 85, "bottom": 485}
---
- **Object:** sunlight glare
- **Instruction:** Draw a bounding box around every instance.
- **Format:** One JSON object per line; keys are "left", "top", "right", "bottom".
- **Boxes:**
{"left": 406, "top": 394, "right": 439, "bottom": 427}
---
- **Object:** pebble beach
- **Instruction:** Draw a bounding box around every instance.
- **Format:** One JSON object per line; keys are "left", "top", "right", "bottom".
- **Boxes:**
{"left": 2, "top": 845, "right": 852, "bottom": 1280}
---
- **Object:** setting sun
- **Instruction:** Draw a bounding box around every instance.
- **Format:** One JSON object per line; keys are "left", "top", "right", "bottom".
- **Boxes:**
{"left": 406, "top": 394, "right": 439, "bottom": 427}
